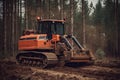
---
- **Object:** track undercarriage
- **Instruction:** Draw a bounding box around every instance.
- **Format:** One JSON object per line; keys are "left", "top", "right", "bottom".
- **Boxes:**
{"left": 16, "top": 51, "right": 58, "bottom": 68}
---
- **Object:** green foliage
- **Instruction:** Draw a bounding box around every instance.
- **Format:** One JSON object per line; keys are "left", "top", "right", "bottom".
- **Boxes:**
{"left": 103, "top": 0, "right": 115, "bottom": 30}
{"left": 103, "top": 0, "right": 118, "bottom": 57}
{"left": 79, "top": 0, "right": 90, "bottom": 24}
{"left": 96, "top": 49, "right": 106, "bottom": 59}
{"left": 73, "top": 0, "right": 91, "bottom": 43}
{"left": 93, "top": 0, "right": 103, "bottom": 26}
{"left": 91, "top": 0, "right": 120, "bottom": 58}
{"left": 84, "top": 0, "right": 90, "bottom": 24}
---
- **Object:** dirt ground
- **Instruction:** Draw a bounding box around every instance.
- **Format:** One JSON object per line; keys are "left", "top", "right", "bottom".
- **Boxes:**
{"left": 0, "top": 59, "right": 120, "bottom": 80}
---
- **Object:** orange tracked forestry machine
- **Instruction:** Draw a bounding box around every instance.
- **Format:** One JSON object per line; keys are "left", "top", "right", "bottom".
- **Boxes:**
{"left": 16, "top": 17, "right": 95, "bottom": 68}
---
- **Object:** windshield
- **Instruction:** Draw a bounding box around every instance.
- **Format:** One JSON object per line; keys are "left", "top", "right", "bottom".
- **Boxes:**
{"left": 38, "top": 21, "right": 64, "bottom": 35}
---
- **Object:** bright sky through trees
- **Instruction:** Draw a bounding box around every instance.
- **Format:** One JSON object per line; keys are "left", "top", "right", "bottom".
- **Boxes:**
{"left": 88, "top": 0, "right": 98, "bottom": 6}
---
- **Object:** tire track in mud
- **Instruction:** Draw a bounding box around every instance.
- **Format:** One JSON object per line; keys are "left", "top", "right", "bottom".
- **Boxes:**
{"left": 0, "top": 60, "right": 120, "bottom": 80}
{"left": 31, "top": 65, "right": 120, "bottom": 80}
{"left": 30, "top": 67, "right": 96, "bottom": 80}
{"left": 48, "top": 65, "right": 120, "bottom": 80}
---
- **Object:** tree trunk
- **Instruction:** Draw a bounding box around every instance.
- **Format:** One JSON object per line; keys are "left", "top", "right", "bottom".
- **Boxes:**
{"left": 82, "top": 0, "right": 86, "bottom": 48}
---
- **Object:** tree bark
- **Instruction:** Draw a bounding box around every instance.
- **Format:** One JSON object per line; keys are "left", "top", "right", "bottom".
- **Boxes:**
{"left": 82, "top": 0, "right": 86, "bottom": 48}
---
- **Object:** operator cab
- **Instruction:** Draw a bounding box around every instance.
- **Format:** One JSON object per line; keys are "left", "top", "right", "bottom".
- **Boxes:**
{"left": 37, "top": 18, "right": 65, "bottom": 40}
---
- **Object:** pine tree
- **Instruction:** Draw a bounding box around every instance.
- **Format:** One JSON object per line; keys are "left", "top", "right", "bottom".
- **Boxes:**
{"left": 103, "top": 0, "right": 119, "bottom": 58}
{"left": 93, "top": 0, "right": 104, "bottom": 50}
{"left": 93, "top": 0, "right": 103, "bottom": 26}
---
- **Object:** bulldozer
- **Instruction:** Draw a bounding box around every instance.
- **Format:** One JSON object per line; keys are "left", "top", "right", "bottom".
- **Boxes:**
{"left": 16, "top": 17, "right": 95, "bottom": 68}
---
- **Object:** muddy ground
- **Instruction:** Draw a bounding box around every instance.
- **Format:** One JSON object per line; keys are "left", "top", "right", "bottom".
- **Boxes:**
{"left": 0, "top": 59, "right": 120, "bottom": 80}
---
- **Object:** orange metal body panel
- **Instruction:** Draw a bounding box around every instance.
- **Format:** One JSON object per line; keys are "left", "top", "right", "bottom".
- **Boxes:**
{"left": 52, "top": 34, "right": 60, "bottom": 42}
{"left": 37, "top": 40, "right": 53, "bottom": 49}
{"left": 19, "top": 40, "right": 37, "bottom": 50}
{"left": 18, "top": 34, "right": 54, "bottom": 50}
